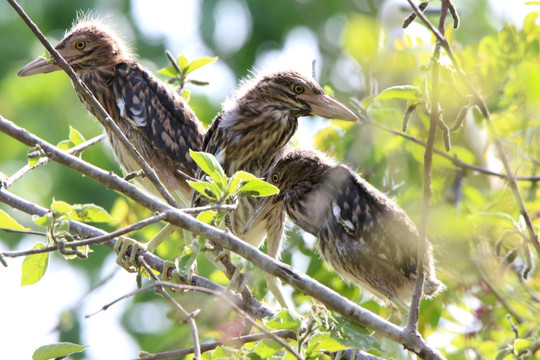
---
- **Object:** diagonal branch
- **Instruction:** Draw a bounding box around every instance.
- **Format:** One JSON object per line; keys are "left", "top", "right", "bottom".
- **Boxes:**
{"left": 0, "top": 115, "right": 444, "bottom": 359}
{"left": 7, "top": 0, "right": 178, "bottom": 208}
{"left": 0, "top": 186, "right": 275, "bottom": 320}
{"left": 358, "top": 116, "right": 540, "bottom": 182}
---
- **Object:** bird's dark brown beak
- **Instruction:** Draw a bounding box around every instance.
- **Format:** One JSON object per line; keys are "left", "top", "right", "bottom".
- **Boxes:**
{"left": 18, "top": 49, "right": 81, "bottom": 77}
{"left": 243, "top": 196, "right": 280, "bottom": 235}
{"left": 298, "top": 94, "right": 358, "bottom": 122}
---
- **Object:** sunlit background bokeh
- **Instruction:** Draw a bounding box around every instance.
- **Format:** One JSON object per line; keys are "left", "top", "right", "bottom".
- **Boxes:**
{"left": 0, "top": 0, "right": 538, "bottom": 359}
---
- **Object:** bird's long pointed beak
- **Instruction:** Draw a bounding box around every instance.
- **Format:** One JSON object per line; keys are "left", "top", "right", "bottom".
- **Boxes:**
{"left": 18, "top": 49, "right": 81, "bottom": 77}
{"left": 298, "top": 94, "right": 358, "bottom": 122}
{"left": 243, "top": 196, "right": 280, "bottom": 235}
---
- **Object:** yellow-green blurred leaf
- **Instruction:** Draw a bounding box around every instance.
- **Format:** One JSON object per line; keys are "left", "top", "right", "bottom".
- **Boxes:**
{"left": 0, "top": 209, "right": 29, "bottom": 231}
{"left": 32, "top": 342, "right": 87, "bottom": 360}
{"left": 21, "top": 243, "right": 49, "bottom": 286}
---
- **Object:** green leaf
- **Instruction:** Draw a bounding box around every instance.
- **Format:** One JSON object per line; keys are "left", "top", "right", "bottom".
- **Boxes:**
{"left": 196, "top": 210, "right": 218, "bottom": 224}
{"left": 28, "top": 158, "right": 39, "bottom": 168}
{"left": 189, "top": 150, "right": 227, "bottom": 189}
{"left": 177, "top": 54, "right": 190, "bottom": 72}
{"left": 175, "top": 241, "right": 202, "bottom": 277}
{"left": 307, "top": 333, "right": 348, "bottom": 354}
{"left": 69, "top": 126, "right": 86, "bottom": 146}
{"left": 253, "top": 339, "right": 282, "bottom": 358}
{"left": 32, "top": 213, "right": 53, "bottom": 227}
{"left": 0, "top": 209, "right": 29, "bottom": 231}
{"left": 51, "top": 199, "right": 74, "bottom": 216}
{"left": 21, "top": 243, "right": 49, "bottom": 286}
{"left": 228, "top": 170, "right": 257, "bottom": 194}
{"left": 187, "top": 180, "right": 217, "bottom": 199}
{"left": 32, "top": 342, "right": 87, "bottom": 360}
{"left": 264, "top": 309, "right": 301, "bottom": 331}
{"left": 158, "top": 65, "right": 178, "bottom": 78}
{"left": 375, "top": 85, "right": 422, "bottom": 101}
{"left": 514, "top": 338, "right": 534, "bottom": 353}
{"left": 68, "top": 204, "right": 115, "bottom": 223}
{"left": 495, "top": 348, "right": 512, "bottom": 360}
{"left": 330, "top": 317, "right": 379, "bottom": 351}
{"left": 185, "top": 56, "right": 218, "bottom": 75}
{"left": 57, "top": 139, "right": 75, "bottom": 151}
{"left": 238, "top": 179, "right": 279, "bottom": 197}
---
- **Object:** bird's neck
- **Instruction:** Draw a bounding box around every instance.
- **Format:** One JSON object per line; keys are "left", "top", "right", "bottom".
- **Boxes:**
{"left": 220, "top": 104, "right": 298, "bottom": 175}
{"left": 75, "top": 64, "right": 119, "bottom": 123}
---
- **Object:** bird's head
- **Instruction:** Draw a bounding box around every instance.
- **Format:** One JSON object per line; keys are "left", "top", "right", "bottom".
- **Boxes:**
{"left": 18, "top": 16, "right": 130, "bottom": 77}
{"left": 231, "top": 70, "right": 358, "bottom": 122}
{"left": 266, "top": 148, "right": 331, "bottom": 197}
{"left": 243, "top": 148, "right": 331, "bottom": 234}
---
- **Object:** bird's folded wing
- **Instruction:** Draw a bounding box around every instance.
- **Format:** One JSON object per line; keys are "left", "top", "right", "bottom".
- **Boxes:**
{"left": 117, "top": 63, "right": 203, "bottom": 175}
{"left": 327, "top": 166, "right": 418, "bottom": 276}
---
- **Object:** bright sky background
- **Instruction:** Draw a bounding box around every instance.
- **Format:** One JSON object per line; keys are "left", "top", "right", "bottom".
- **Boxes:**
{"left": 1, "top": 1, "right": 539, "bottom": 359}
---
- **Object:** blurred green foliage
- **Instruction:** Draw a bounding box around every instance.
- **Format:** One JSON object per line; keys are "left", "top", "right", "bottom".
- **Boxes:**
{"left": 1, "top": 0, "right": 540, "bottom": 359}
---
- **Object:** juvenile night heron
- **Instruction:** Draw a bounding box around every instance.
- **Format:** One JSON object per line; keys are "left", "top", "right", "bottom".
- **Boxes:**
{"left": 248, "top": 148, "right": 442, "bottom": 308}
{"left": 18, "top": 16, "right": 205, "bottom": 202}
{"left": 195, "top": 70, "right": 358, "bottom": 306}
{"left": 18, "top": 16, "right": 205, "bottom": 263}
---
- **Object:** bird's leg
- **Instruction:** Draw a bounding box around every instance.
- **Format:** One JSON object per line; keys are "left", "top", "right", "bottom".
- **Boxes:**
{"left": 145, "top": 223, "right": 176, "bottom": 253}
{"left": 391, "top": 298, "right": 410, "bottom": 326}
{"left": 114, "top": 236, "right": 147, "bottom": 272}
{"left": 264, "top": 213, "right": 291, "bottom": 309}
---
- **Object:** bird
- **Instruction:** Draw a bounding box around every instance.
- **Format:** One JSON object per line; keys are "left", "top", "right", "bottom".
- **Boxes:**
{"left": 247, "top": 148, "right": 442, "bottom": 309}
{"left": 18, "top": 15, "right": 206, "bottom": 266}
{"left": 195, "top": 70, "right": 358, "bottom": 307}
{"left": 18, "top": 15, "right": 205, "bottom": 205}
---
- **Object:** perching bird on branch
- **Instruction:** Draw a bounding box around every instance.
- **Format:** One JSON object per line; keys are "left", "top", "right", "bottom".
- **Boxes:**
{"left": 195, "top": 70, "right": 358, "bottom": 307}
{"left": 18, "top": 16, "right": 205, "bottom": 205}
{"left": 248, "top": 148, "right": 442, "bottom": 309}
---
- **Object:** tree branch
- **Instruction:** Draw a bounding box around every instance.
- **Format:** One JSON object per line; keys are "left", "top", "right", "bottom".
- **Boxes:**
{"left": 405, "top": 0, "right": 540, "bottom": 258}
{"left": 406, "top": 0, "right": 448, "bottom": 333}
{"left": 356, "top": 115, "right": 540, "bottom": 182}
{"left": 0, "top": 186, "right": 275, "bottom": 320}
{"left": 139, "top": 330, "right": 297, "bottom": 360}
{"left": 0, "top": 115, "right": 444, "bottom": 359}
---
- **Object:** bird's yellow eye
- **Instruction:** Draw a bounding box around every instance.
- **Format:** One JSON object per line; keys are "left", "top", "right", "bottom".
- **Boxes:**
{"left": 75, "top": 41, "right": 86, "bottom": 50}
{"left": 293, "top": 84, "right": 304, "bottom": 94}
{"left": 271, "top": 173, "right": 279, "bottom": 183}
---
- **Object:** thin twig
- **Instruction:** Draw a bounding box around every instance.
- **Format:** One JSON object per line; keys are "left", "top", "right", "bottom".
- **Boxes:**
{"left": 0, "top": 227, "right": 46, "bottom": 237}
{"left": 473, "top": 261, "right": 524, "bottom": 324}
{"left": 405, "top": 0, "right": 540, "bottom": 258}
{"left": 406, "top": 0, "right": 449, "bottom": 333}
{"left": 141, "top": 330, "right": 297, "bottom": 360}
{"left": 0, "top": 117, "right": 445, "bottom": 359}
{"left": 4, "top": 134, "right": 106, "bottom": 189}
{"left": 181, "top": 203, "right": 237, "bottom": 214}
{"left": 7, "top": 0, "right": 178, "bottom": 208}
{"left": 1, "top": 212, "right": 168, "bottom": 258}
{"left": 358, "top": 117, "right": 540, "bottom": 182}
{"left": 139, "top": 257, "right": 202, "bottom": 360}
{"left": 0, "top": 186, "right": 275, "bottom": 320}
{"left": 88, "top": 281, "right": 303, "bottom": 360}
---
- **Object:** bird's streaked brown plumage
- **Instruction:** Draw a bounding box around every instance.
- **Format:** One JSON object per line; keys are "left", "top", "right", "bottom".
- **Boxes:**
{"left": 195, "top": 70, "right": 357, "bottom": 307}
{"left": 196, "top": 70, "right": 357, "bottom": 246}
{"left": 255, "top": 148, "right": 442, "bottom": 304}
{"left": 18, "top": 16, "right": 205, "bottom": 204}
